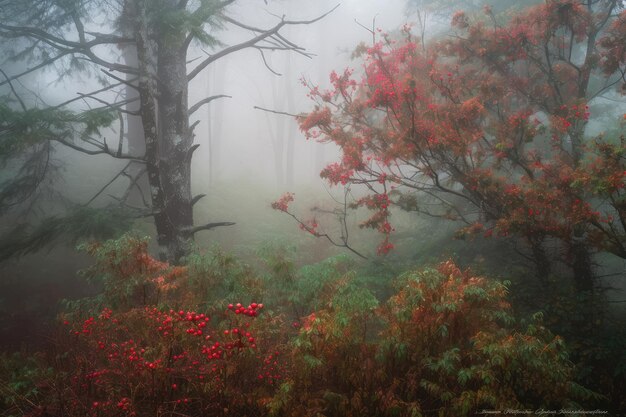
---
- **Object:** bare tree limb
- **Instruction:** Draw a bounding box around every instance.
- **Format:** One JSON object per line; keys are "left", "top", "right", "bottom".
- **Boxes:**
{"left": 51, "top": 136, "right": 145, "bottom": 161}
{"left": 84, "top": 161, "right": 133, "bottom": 206}
{"left": 0, "top": 68, "right": 27, "bottom": 111}
{"left": 189, "top": 94, "right": 231, "bottom": 115}
{"left": 183, "top": 221, "right": 236, "bottom": 235}
{"left": 255, "top": 47, "right": 282, "bottom": 75}
{"left": 187, "top": 4, "right": 339, "bottom": 81}
{"left": 253, "top": 105, "right": 300, "bottom": 117}
{"left": 77, "top": 94, "right": 139, "bottom": 115}
{"left": 121, "top": 167, "right": 149, "bottom": 207}
{"left": 53, "top": 78, "right": 138, "bottom": 109}
{"left": 283, "top": 209, "right": 368, "bottom": 259}
{"left": 191, "top": 194, "right": 206, "bottom": 206}
{"left": 101, "top": 69, "right": 140, "bottom": 89}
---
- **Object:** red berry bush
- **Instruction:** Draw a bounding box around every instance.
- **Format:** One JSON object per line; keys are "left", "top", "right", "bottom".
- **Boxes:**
{"left": 53, "top": 304, "right": 269, "bottom": 416}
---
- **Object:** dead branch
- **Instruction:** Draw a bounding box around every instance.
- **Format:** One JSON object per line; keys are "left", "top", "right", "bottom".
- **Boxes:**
{"left": 187, "top": 4, "right": 339, "bottom": 81}
{"left": 253, "top": 105, "right": 300, "bottom": 117}
{"left": 189, "top": 94, "right": 231, "bottom": 115}
{"left": 183, "top": 222, "right": 236, "bottom": 235}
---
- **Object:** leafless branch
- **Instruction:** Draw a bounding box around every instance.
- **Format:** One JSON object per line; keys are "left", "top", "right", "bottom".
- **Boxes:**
{"left": 84, "top": 161, "right": 133, "bottom": 206}
{"left": 191, "top": 194, "right": 206, "bottom": 206}
{"left": 53, "top": 78, "right": 137, "bottom": 109}
{"left": 282, "top": 208, "right": 368, "bottom": 259}
{"left": 255, "top": 47, "right": 282, "bottom": 75}
{"left": 187, "top": 4, "right": 338, "bottom": 81}
{"left": 51, "top": 136, "right": 145, "bottom": 161}
{"left": 77, "top": 94, "right": 139, "bottom": 115}
{"left": 0, "top": 68, "right": 27, "bottom": 111}
{"left": 189, "top": 94, "right": 231, "bottom": 115}
{"left": 121, "top": 167, "right": 149, "bottom": 207}
{"left": 101, "top": 69, "right": 140, "bottom": 90}
{"left": 253, "top": 105, "right": 300, "bottom": 117}
{"left": 183, "top": 221, "right": 236, "bottom": 235}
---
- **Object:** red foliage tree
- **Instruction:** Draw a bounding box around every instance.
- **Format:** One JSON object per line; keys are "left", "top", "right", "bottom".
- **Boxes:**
{"left": 287, "top": 0, "right": 626, "bottom": 290}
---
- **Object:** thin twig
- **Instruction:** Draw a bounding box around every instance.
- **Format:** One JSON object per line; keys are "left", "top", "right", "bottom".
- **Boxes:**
{"left": 253, "top": 105, "right": 299, "bottom": 117}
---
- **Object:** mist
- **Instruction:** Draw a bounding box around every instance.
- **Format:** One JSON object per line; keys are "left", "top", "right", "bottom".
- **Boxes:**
{"left": 1, "top": 0, "right": 625, "bottom": 415}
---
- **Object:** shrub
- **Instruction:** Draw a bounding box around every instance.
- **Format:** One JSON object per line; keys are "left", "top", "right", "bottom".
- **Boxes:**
{"left": 49, "top": 304, "right": 270, "bottom": 416}
{"left": 270, "top": 261, "right": 594, "bottom": 417}
{"left": 2, "top": 235, "right": 594, "bottom": 417}
{"left": 8, "top": 235, "right": 282, "bottom": 417}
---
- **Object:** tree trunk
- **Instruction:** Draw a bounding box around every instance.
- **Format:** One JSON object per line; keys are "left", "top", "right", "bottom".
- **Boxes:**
{"left": 528, "top": 236, "right": 552, "bottom": 286}
{"left": 569, "top": 235, "right": 595, "bottom": 292}
{"left": 133, "top": 0, "right": 195, "bottom": 264}
{"left": 154, "top": 8, "right": 195, "bottom": 263}
{"left": 284, "top": 54, "right": 296, "bottom": 188}
{"left": 270, "top": 77, "right": 286, "bottom": 188}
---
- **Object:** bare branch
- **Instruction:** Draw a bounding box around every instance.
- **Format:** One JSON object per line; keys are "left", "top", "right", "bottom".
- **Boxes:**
{"left": 255, "top": 47, "right": 282, "bottom": 75}
{"left": 187, "top": 4, "right": 338, "bottom": 81}
{"left": 121, "top": 167, "right": 149, "bottom": 207}
{"left": 191, "top": 194, "right": 206, "bottom": 206}
{"left": 283, "top": 209, "right": 368, "bottom": 259}
{"left": 51, "top": 136, "right": 145, "bottom": 161}
{"left": 253, "top": 105, "right": 300, "bottom": 117}
{"left": 53, "top": 78, "right": 138, "bottom": 109}
{"left": 189, "top": 94, "right": 231, "bottom": 115}
{"left": 101, "top": 70, "right": 140, "bottom": 90}
{"left": 189, "top": 119, "right": 200, "bottom": 133}
{"left": 84, "top": 161, "right": 133, "bottom": 206}
{"left": 183, "top": 221, "right": 236, "bottom": 235}
{"left": 0, "top": 68, "right": 27, "bottom": 111}
{"left": 77, "top": 94, "right": 139, "bottom": 115}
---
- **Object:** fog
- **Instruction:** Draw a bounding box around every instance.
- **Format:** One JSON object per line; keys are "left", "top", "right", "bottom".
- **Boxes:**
{"left": 44, "top": 0, "right": 410, "bottom": 251}
{"left": 193, "top": 0, "right": 406, "bottom": 187}
{"left": 1, "top": 1, "right": 625, "bottom": 413}
{"left": 51, "top": 1, "right": 409, "bottom": 185}
{"left": 0, "top": 0, "right": 417, "bottom": 347}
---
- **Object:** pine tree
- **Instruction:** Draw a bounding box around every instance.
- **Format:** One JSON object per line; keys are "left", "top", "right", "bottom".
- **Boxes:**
{"left": 0, "top": 0, "right": 334, "bottom": 263}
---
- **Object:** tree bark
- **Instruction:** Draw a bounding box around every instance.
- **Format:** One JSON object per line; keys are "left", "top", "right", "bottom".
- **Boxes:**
{"left": 152, "top": 1, "right": 195, "bottom": 263}
{"left": 528, "top": 236, "right": 552, "bottom": 285}
{"left": 132, "top": 0, "right": 193, "bottom": 263}
{"left": 569, "top": 237, "right": 595, "bottom": 292}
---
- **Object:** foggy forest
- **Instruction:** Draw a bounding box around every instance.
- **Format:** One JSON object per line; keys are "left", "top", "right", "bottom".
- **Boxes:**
{"left": 0, "top": 0, "right": 625, "bottom": 416}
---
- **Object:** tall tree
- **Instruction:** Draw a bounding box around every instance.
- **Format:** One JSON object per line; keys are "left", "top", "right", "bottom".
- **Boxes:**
{"left": 0, "top": 0, "right": 334, "bottom": 263}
